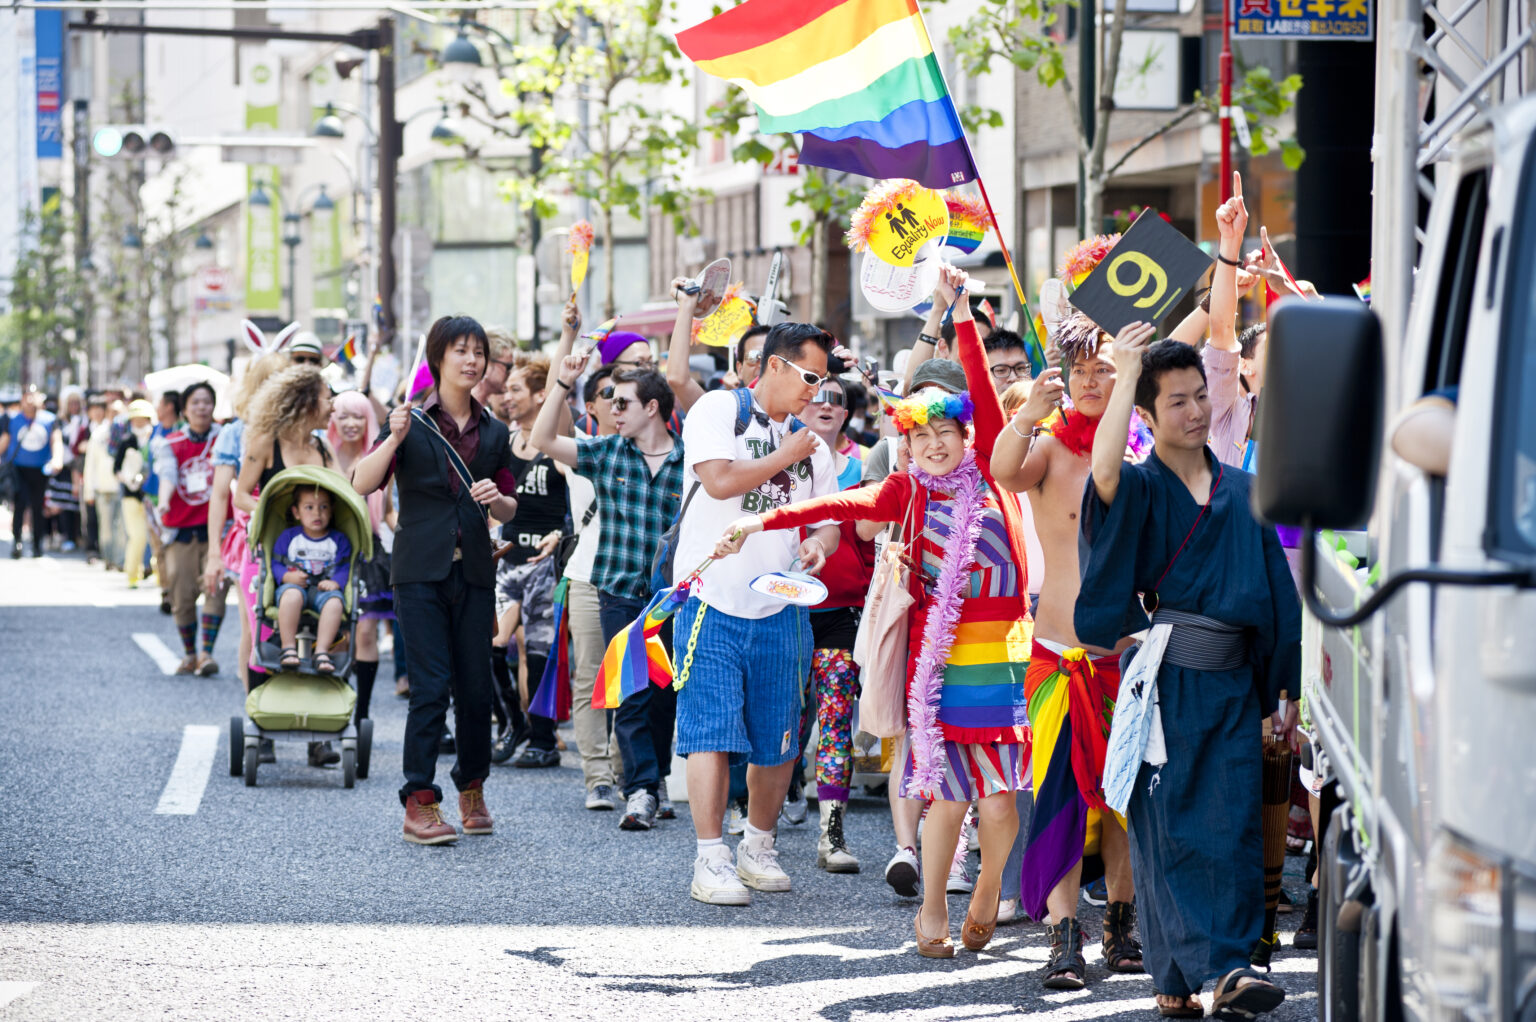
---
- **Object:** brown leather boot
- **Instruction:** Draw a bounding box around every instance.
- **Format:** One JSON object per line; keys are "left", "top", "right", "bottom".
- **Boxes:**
{"left": 459, "top": 779, "right": 494, "bottom": 836}
{"left": 402, "top": 790, "right": 458, "bottom": 845}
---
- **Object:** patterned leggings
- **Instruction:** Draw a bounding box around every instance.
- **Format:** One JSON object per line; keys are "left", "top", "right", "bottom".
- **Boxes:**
{"left": 800, "top": 648, "right": 860, "bottom": 802}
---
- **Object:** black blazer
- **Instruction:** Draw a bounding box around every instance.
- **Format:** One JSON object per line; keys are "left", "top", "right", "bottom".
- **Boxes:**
{"left": 381, "top": 406, "right": 511, "bottom": 589}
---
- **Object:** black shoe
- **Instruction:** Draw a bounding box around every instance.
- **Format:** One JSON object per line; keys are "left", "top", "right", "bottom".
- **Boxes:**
{"left": 513, "top": 746, "right": 561, "bottom": 769}
{"left": 1251, "top": 930, "right": 1281, "bottom": 969}
{"left": 159, "top": 594, "right": 172, "bottom": 615}
{"left": 308, "top": 741, "right": 340, "bottom": 767}
{"left": 1293, "top": 889, "right": 1319, "bottom": 950}
{"left": 258, "top": 738, "right": 276, "bottom": 764}
{"left": 439, "top": 730, "right": 455, "bottom": 755}
{"left": 1043, "top": 917, "right": 1088, "bottom": 990}
{"left": 9, "top": 545, "right": 19, "bottom": 560}
{"left": 490, "top": 723, "right": 529, "bottom": 764}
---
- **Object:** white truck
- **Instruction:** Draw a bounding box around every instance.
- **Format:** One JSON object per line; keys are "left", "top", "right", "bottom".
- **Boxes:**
{"left": 1254, "top": 2, "right": 1536, "bottom": 1018}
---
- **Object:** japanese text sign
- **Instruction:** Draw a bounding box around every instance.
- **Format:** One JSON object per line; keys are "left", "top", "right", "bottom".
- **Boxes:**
{"left": 1232, "top": 0, "right": 1373, "bottom": 40}
{"left": 1068, "top": 210, "right": 1211, "bottom": 336}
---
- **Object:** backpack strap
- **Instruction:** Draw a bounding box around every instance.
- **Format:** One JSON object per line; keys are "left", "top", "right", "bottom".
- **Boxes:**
{"left": 410, "top": 408, "right": 489, "bottom": 524}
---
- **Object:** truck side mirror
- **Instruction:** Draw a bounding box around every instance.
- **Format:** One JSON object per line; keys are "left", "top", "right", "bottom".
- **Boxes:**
{"left": 1252, "top": 298, "right": 1384, "bottom": 529}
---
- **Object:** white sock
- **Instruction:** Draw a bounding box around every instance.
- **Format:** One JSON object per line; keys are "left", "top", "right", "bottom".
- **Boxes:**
{"left": 697, "top": 837, "right": 725, "bottom": 855}
{"left": 743, "top": 823, "right": 773, "bottom": 844}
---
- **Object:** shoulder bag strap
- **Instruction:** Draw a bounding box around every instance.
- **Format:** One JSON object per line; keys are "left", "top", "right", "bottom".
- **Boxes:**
{"left": 410, "top": 408, "right": 489, "bottom": 524}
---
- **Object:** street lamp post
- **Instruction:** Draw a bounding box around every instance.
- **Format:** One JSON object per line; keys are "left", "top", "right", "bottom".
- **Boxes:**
{"left": 282, "top": 211, "right": 302, "bottom": 323}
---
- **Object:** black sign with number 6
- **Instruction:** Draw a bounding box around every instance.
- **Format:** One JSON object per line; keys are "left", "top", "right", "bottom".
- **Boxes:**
{"left": 1067, "top": 210, "right": 1213, "bottom": 336}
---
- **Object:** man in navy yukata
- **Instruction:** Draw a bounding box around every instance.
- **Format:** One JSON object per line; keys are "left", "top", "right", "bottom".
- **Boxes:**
{"left": 1074, "top": 323, "right": 1301, "bottom": 1020}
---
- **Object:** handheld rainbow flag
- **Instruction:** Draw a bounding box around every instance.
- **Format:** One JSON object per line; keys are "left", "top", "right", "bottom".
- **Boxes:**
{"left": 677, "top": 0, "right": 976, "bottom": 190}
{"left": 528, "top": 578, "right": 573, "bottom": 722}
{"left": 336, "top": 331, "right": 361, "bottom": 365}
{"left": 591, "top": 581, "right": 696, "bottom": 710}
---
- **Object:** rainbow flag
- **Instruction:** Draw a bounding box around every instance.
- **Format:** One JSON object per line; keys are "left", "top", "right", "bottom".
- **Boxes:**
{"left": 528, "top": 578, "right": 572, "bottom": 722}
{"left": 677, "top": 0, "right": 976, "bottom": 190}
{"left": 591, "top": 583, "right": 692, "bottom": 710}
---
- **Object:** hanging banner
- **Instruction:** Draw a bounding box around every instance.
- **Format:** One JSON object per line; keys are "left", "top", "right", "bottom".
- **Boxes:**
{"left": 244, "top": 46, "right": 282, "bottom": 315}
{"left": 35, "top": 10, "right": 63, "bottom": 160}
{"left": 1232, "top": 0, "right": 1373, "bottom": 39}
{"left": 311, "top": 193, "right": 344, "bottom": 311}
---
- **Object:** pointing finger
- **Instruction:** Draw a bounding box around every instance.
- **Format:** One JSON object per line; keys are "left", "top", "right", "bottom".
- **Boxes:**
{"left": 1233, "top": 171, "right": 1243, "bottom": 200}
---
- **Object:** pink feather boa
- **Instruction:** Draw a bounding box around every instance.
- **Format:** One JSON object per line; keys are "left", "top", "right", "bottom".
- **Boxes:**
{"left": 904, "top": 448, "right": 987, "bottom": 796}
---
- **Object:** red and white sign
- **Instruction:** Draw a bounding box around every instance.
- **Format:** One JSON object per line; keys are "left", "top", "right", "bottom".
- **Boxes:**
{"left": 764, "top": 149, "right": 800, "bottom": 176}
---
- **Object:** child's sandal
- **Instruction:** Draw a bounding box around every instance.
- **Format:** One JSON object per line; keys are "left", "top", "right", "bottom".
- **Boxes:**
{"left": 313, "top": 652, "right": 335, "bottom": 674}
{"left": 280, "top": 648, "right": 300, "bottom": 669}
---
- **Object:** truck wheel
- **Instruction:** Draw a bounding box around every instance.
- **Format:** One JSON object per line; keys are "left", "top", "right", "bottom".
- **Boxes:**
{"left": 1320, "top": 809, "right": 1361, "bottom": 1022}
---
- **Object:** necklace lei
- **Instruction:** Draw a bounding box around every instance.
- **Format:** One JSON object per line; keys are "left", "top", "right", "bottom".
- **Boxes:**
{"left": 1042, "top": 405, "right": 1153, "bottom": 460}
{"left": 903, "top": 448, "right": 986, "bottom": 796}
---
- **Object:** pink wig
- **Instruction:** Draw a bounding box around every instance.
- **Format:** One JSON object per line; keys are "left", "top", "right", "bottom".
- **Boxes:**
{"left": 328, "top": 390, "right": 385, "bottom": 533}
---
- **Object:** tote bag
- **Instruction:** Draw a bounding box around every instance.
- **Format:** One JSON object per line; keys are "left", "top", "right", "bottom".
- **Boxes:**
{"left": 854, "top": 487, "right": 919, "bottom": 738}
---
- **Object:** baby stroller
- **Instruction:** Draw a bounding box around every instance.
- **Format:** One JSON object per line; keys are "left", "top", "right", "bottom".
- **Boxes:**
{"left": 229, "top": 465, "right": 374, "bottom": 788}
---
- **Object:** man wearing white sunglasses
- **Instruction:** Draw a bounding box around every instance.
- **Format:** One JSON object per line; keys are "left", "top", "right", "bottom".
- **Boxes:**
{"left": 671, "top": 322, "right": 844, "bottom": 907}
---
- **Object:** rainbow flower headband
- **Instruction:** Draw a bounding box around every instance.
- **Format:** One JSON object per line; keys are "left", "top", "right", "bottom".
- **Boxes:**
{"left": 888, "top": 390, "right": 975, "bottom": 432}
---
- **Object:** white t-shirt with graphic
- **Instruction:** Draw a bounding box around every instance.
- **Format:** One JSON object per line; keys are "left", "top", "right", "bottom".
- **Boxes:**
{"left": 676, "top": 389, "right": 838, "bottom": 620}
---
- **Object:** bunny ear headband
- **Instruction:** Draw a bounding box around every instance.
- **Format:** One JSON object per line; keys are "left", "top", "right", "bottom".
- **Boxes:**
{"left": 240, "top": 320, "right": 302, "bottom": 360}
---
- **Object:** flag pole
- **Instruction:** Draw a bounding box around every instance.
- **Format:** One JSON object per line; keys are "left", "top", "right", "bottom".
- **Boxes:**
{"left": 911, "top": 2, "right": 1046, "bottom": 360}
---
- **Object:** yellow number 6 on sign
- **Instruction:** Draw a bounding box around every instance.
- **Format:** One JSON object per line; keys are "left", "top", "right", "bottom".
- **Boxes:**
{"left": 1106, "top": 251, "right": 1168, "bottom": 309}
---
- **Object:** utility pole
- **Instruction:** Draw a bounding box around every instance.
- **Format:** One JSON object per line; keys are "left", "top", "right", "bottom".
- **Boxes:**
{"left": 1219, "top": 0, "right": 1233, "bottom": 202}
{"left": 68, "top": 16, "right": 401, "bottom": 359}
{"left": 1078, "top": 0, "right": 1096, "bottom": 237}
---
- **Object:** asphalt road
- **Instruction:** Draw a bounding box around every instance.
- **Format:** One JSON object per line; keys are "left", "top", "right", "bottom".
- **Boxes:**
{"left": 0, "top": 541, "right": 1319, "bottom": 1021}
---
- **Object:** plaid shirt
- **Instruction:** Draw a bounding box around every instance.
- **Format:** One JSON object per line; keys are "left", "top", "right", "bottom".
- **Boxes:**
{"left": 575, "top": 434, "right": 685, "bottom": 600}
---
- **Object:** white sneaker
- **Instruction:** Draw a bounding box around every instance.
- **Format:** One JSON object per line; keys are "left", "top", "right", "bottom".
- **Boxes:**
{"left": 997, "top": 898, "right": 1020, "bottom": 925}
{"left": 947, "top": 860, "right": 975, "bottom": 894}
{"left": 885, "top": 846, "right": 921, "bottom": 897}
{"left": 737, "top": 835, "right": 792, "bottom": 892}
{"left": 727, "top": 801, "right": 747, "bottom": 836}
{"left": 691, "top": 845, "right": 751, "bottom": 906}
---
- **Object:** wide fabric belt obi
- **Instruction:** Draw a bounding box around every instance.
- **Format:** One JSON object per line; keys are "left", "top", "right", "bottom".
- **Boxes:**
{"left": 1154, "top": 608, "right": 1247, "bottom": 672}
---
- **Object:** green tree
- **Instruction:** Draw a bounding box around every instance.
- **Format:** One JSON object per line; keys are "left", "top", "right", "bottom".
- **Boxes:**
{"left": 7, "top": 196, "right": 85, "bottom": 387}
{"left": 705, "top": 91, "right": 864, "bottom": 322}
{"left": 449, "top": 1, "right": 707, "bottom": 319}
{"left": 945, "top": 0, "right": 1304, "bottom": 231}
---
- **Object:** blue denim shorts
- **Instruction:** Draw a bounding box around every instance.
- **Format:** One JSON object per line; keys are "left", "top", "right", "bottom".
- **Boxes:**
{"left": 673, "top": 597, "right": 812, "bottom": 767}
{"left": 275, "top": 583, "right": 345, "bottom": 614}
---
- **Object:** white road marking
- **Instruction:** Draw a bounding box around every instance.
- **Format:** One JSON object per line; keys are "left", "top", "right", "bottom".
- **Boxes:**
{"left": 154, "top": 725, "right": 220, "bottom": 815}
{"left": 0, "top": 982, "right": 37, "bottom": 1008}
{"left": 133, "top": 633, "right": 182, "bottom": 675}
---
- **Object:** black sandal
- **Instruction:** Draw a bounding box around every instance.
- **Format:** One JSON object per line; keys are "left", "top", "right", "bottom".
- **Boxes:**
{"left": 1103, "top": 901, "right": 1145, "bottom": 974}
{"left": 1042, "top": 917, "right": 1087, "bottom": 990}
{"left": 280, "top": 647, "right": 300, "bottom": 669}
{"left": 313, "top": 652, "right": 335, "bottom": 674}
{"left": 1211, "top": 967, "right": 1285, "bottom": 1020}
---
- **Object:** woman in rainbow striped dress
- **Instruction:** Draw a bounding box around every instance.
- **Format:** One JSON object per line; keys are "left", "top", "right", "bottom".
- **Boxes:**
{"left": 714, "top": 267, "right": 1033, "bottom": 958}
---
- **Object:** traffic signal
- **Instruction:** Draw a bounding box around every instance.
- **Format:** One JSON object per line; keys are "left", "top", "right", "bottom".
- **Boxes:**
{"left": 92, "top": 125, "right": 177, "bottom": 160}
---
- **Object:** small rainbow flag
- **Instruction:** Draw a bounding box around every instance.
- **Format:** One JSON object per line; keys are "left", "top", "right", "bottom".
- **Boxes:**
{"left": 591, "top": 582, "right": 693, "bottom": 709}
{"left": 528, "top": 578, "right": 572, "bottom": 722}
{"left": 677, "top": 0, "right": 977, "bottom": 190}
{"left": 336, "top": 332, "right": 361, "bottom": 364}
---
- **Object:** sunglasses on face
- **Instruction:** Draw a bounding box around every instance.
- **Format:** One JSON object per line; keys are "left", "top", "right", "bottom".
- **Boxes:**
{"left": 743, "top": 350, "right": 763, "bottom": 367}
{"left": 599, "top": 385, "right": 616, "bottom": 400}
{"left": 772, "top": 353, "right": 827, "bottom": 389}
{"left": 618, "top": 355, "right": 656, "bottom": 370}
{"left": 292, "top": 354, "right": 322, "bottom": 366}
{"left": 810, "top": 388, "right": 846, "bottom": 407}
{"left": 989, "top": 362, "right": 1031, "bottom": 381}
{"left": 611, "top": 397, "right": 640, "bottom": 412}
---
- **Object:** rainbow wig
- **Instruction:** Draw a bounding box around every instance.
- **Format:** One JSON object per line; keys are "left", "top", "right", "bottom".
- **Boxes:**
{"left": 889, "top": 387, "right": 975, "bottom": 432}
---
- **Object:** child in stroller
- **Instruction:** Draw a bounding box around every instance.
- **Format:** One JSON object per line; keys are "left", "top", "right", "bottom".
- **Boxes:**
{"left": 272, "top": 484, "right": 352, "bottom": 675}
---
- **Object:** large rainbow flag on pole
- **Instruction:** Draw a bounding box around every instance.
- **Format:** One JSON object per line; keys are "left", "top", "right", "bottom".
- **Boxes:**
{"left": 676, "top": 0, "right": 977, "bottom": 190}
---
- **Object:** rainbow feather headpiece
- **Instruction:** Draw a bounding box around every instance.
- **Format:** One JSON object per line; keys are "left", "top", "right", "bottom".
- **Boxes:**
{"left": 1059, "top": 234, "right": 1122, "bottom": 288}
{"left": 888, "top": 387, "right": 975, "bottom": 432}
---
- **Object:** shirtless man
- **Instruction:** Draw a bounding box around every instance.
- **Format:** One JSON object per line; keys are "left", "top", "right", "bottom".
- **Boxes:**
{"left": 992, "top": 313, "right": 1145, "bottom": 990}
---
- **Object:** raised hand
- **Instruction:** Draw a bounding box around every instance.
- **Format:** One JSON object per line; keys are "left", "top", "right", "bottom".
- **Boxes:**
{"left": 1018, "top": 368, "right": 1065, "bottom": 424}
{"left": 1215, "top": 171, "right": 1249, "bottom": 251}
{"left": 558, "top": 351, "right": 589, "bottom": 388}
{"left": 387, "top": 400, "right": 413, "bottom": 444}
{"left": 1111, "top": 322, "right": 1156, "bottom": 378}
{"left": 562, "top": 300, "right": 580, "bottom": 333}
